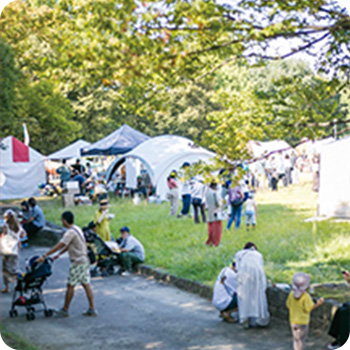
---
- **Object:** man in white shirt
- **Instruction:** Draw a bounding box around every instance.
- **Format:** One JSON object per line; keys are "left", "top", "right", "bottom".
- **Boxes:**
{"left": 118, "top": 226, "right": 145, "bottom": 276}
{"left": 212, "top": 262, "right": 238, "bottom": 323}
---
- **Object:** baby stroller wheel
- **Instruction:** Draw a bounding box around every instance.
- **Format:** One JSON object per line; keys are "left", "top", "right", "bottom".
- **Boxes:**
{"left": 26, "top": 312, "right": 35, "bottom": 321}
{"left": 9, "top": 310, "right": 18, "bottom": 318}
{"left": 44, "top": 309, "right": 53, "bottom": 317}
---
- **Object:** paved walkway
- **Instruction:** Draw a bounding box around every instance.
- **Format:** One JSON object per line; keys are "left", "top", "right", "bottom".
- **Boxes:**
{"left": 1, "top": 247, "right": 329, "bottom": 350}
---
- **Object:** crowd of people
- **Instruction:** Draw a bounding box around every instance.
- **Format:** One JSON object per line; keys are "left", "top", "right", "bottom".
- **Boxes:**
{"left": 212, "top": 243, "right": 350, "bottom": 350}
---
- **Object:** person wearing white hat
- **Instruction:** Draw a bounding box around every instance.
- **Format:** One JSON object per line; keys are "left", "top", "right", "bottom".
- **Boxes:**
{"left": 286, "top": 272, "right": 324, "bottom": 350}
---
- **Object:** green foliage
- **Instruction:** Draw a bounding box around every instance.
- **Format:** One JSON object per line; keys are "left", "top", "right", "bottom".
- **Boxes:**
{"left": 16, "top": 81, "right": 81, "bottom": 154}
{"left": 0, "top": 39, "right": 18, "bottom": 132}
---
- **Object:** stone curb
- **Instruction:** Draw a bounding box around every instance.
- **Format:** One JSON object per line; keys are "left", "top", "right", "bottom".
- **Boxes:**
{"left": 136, "top": 264, "right": 340, "bottom": 334}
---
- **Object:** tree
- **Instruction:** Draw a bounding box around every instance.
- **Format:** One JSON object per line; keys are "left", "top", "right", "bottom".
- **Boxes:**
{"left": 0, "top": 38, "right": 18, "bottom": 134}
{"left": 15, "top": 81, "right": 81, "bottom": 154}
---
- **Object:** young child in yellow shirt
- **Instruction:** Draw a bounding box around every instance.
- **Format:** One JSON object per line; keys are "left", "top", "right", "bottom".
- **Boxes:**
{"left": 286, "top": 272, "right": 324, "bottom": 350}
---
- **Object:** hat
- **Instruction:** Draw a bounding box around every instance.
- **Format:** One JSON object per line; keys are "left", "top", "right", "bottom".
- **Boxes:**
{"left": 99, "top": 199, "right": 109, "bottom": 208}
{"left": 120, "top": 226, "right": 130, "bottom": 233}
{"left": 292, "top": 272, "right": 310, "bottom": 299}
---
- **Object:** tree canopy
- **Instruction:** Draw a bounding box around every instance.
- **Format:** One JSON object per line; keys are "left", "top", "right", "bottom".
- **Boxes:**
{"left": 1, "top": 0, "right": 349, "bottom": 156}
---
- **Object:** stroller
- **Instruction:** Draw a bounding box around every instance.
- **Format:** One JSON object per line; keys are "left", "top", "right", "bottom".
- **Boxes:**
{"left": 83, "top": 223, "right": 121, "bottom": 277}
{"left": 9, "top": 256, "right": 54, "bottom": 321}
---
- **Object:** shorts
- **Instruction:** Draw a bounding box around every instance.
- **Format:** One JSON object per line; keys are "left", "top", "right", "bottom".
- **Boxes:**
{"left": 223, "top": 293, "right": 238, "bottom": 312}
{"left": 68, "top": 263, "right": 90, "bottom": 287}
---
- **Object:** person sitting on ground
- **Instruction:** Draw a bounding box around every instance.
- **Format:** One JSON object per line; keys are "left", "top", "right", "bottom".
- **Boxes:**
{"left": 286, "top": 272, "right": 324, "bottom": 350}
{"left": 22, "top": 197, "right": 45, "bottom": 237}
{"left": 94, "top": 199, "right": 113, "bottom": 242}
{"left": 36, "top": 211, "right": 97, "bottom": 317}
{"left": 0, "top": 210, "right": 26, "bottom": 293}
{"left": 20, "top": 201, "right": 31, "bottom": 224}
{"left": 118, "top": 226, "right": 145, "bottom": 276}
{"left": 72, "top": 170, "right": 86, "bottom": 195}
{"left": 327, "top": 270, "right": 350, "bottom": 350}
{"left": 56, "top": 159, "right": 71, "bottom": 189}
{"left": 212, "top": 261, "right": 238, "bottom": 323}
{"left": 245, "top": 192, "right": 257, "bottom": 231}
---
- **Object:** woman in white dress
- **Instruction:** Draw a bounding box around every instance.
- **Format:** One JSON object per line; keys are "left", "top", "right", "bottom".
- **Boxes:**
{"left": 0, "top": 210, "right": 26, "bottom": 293}
{"left": 235, "top": 242, "right": 270, "bottom": 328}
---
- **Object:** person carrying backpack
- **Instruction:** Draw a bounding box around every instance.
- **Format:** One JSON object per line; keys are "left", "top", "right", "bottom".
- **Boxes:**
{"left": 226, "top": 184, "right": 244, "bottom": 230}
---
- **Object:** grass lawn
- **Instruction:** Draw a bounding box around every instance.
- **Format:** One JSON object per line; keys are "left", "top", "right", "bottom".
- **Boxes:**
{"left": 33, "top": 173, "right": 350, "bottom": 289}
{"left": 1, "top": 326, "right": 37, "bottom": 350}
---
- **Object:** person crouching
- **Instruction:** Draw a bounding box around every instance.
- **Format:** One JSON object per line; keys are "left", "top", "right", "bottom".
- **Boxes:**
{"left": 212, "top": 262, "right": 238, "bottom": 323}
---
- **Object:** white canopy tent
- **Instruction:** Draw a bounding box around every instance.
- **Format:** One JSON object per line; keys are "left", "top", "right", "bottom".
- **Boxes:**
{"left": 107, "top": 135, "right": 216, "bottom": 199}
{"left": 318, "top": 136, "right": 350, "bottom": 218}
{"left": 0, "top": 136, "right": 46, "bottom": 200}
{"left": 48, "top": 139, "right": 91, "bottom": 160}
{"left": 247, "top": 140, "right": 292, "bottom": 158}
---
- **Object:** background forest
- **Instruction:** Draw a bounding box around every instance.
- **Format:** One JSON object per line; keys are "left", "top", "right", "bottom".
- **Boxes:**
{"left": 1, "top": 0, "right": 349, "bottom": 158}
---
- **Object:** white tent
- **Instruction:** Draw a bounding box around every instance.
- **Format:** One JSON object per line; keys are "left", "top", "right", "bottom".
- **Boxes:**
{"left": 0, "top": 136, "right": 46, "bottom": 200}
{"left": 248, "top": 140, "right": 291, "bottom": 158}
{"left": 48, "top": 139, "right": 91, "bottom": 160}
{"left": 107, "top": 135, "right": 216, "bottom": 199}
{"left": 318, "top": 136, "right": 350, "bottom": 218}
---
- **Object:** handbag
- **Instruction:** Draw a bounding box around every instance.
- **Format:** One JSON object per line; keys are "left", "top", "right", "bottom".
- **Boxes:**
{"left": 0, "top": 234, "right": 18, "bottom": 256}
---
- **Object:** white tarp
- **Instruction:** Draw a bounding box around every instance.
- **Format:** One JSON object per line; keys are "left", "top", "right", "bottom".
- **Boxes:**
{"left": 318, "top": 136, "right": 350, "bottom": 217}
{"left": 0, "top": 136, "right": 46, "bottom": 200}
{"left": 48, "top": 139, "right": 91, "bottom": 160}
{"left": 115, "top": 135, "right": 215, "bottom": 199}
{"left": 248, "top": 140, "right": 291, "bottom": 158}
{"left": 125, "top": 158, "right": 141, "bottom": 189}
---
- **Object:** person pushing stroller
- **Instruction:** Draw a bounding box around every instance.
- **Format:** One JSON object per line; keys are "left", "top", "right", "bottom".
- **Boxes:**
{"left": 36, "top": 211, "right": 97, "bottom": 317}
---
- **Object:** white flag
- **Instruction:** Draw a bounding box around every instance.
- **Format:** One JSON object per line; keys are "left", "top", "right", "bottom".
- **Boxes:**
{"left": 23, "top": 123, "right": 30, "bottom": 146}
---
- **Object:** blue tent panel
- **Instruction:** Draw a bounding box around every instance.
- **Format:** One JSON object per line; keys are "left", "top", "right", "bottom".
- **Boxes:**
{"left": 80, "top": 124, "right": 150, "bottom": 156}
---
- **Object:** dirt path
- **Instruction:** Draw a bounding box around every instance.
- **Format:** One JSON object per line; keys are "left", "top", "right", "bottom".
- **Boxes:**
{"left": 1, "top": 247, "right": 329, "bottom": 350}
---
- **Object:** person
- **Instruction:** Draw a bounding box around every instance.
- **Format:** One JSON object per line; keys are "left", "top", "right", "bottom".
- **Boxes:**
{"left": 284, "top": 154, "right": 292, "bottom": 186}
{"left": 276, "top": 151, "right": 286, "bottom": 186}
{"left": 245, "top": 192, "right": 257, "bottom": 231}
{"left": 0, "top": 210, "right": 26, "bottom": 293}
{"left": 190, "top": 177, "right": 207, "bottom": 224}
{"left": 212, "top": 262, "right": 238, "bottom": 323}
{"left": 311, "top": 155, "right": 320, "bottom": 192}
{"left": 23, "top": 197, "right": 45, "bottom": 237}
{"left": 118, "top": 226, "right": 145, "bottom": 276}
{"left": 72, "top": 170, "right": 86, "bottom": 194}
{"left": 235, "top": 242, "right": 270, "bottom": 328}
{"left": 166, "top": 171, "right": 179, "bottom": 216}
{"left": 286, "top": 272, "right": 324, "bottom": 350}
{"left": 36, "top": 211, "right": 97, "bottom": 317}
{"left": 205, "top": 180, "right": 223, "bottom": 246}
{"left": 71, "top": 159, "right": 86, "bottom": 175}
{"left": 177, "top": 162, "right": 191, "bottom": 218}
{"left": 19, "top": 200, "right": 30, "bottom": 221}
{"left": 94, "top": 199, "right": 112, "bottom": 242}
{"left": 56, "top": 159, "right": 71, "bottom": 189}
{"left": 226, "top": 184, "right": 244, "bottom": 230}
{"left": 327, "top": 270, "right": 350, "bottom": 350}
{"left": 140, "top": 170, "right": 152, "bottom": 201}
{"left": 85, "top": 162, "right": 93, "bottom": 178}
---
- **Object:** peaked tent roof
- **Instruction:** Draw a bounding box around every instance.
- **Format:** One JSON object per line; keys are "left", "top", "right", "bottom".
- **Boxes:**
{"left": 48, "top": 139, "right": 91, "bottom": 160}
{"left": 81, "top": 124, "right": 150, "bottom": 156}
{"left": 247, "top": 140, "right": 291, "bottom": 158}
{"left": 0, "top": 136, "right": 45, "bottom": 200}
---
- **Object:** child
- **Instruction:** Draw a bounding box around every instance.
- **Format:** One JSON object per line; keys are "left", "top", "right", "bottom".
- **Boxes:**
{"left": 245, "top": 192, "right": 257, "bottom": 231}
{"left": 286, "top": 272, "right": 324, "bottom": 350}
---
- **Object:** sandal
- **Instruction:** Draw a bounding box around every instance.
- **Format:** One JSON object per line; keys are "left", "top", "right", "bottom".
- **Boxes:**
{"left": 222, "top": 313, "right": 238, "bottom": 324}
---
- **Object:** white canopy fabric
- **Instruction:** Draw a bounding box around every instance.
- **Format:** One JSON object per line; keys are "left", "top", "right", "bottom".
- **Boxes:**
{"left": 318, "top": 136, "right": 350, "bottom": 218}
{"left": 112, "top": 135, "right": 216, "bottom": 199}
{"left": 248, "top": 140, "right": 291, "bottom": 158}
{"left": 48, "top": 139, "right": 91, "bottom": 160}
{"left": 0, "top": 136, "right": 45, "bottom": 200}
